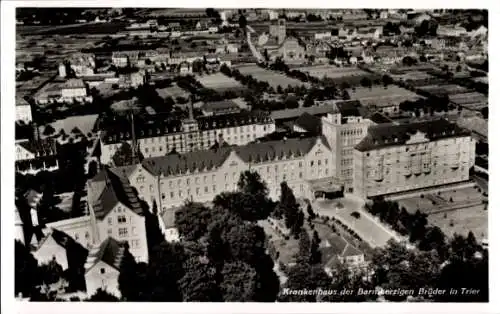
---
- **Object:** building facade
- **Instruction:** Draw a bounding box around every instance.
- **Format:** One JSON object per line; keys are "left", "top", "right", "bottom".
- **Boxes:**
{"left": 321, "top": 101, "right": 375, "bottom": 192}
{"left": 99, "top": 111, "right": 275, "bottom": 165}
{"left": 353, "top": 120, "right": 475, "bottom": 198}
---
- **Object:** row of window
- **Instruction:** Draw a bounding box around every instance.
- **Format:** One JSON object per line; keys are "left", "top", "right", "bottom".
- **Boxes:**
{"left": 107, "top": 215, "right": 128, "bottom": 225}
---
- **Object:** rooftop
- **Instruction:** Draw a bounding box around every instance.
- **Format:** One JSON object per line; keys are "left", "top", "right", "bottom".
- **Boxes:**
{"left": 355, "top": 119, "right": 471, "bottom": 152}
{"left": 140, "top": 136, "right": 329, "bottom": 178}
{"left": 84, "top": 237, "right": 126, "bottom": 273}
{"left": 88, "top": 168, "right": 144, "bottom": 220}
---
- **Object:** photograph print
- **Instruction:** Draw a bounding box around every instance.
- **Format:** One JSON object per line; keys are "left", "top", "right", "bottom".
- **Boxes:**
{"left": 12, "top": 7, "right": 489, "bottom": 303}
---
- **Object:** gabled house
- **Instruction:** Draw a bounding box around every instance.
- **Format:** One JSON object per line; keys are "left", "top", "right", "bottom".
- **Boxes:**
{"left": 84, "top": 237, "right": 127, "bottom": 298}
{"left": 87, "top": 168, "right": 149, "bottom": 263}
{"left": 33, "top": 228, "right": 88, "bottom": 271}
{"left": 321, "top": 233, "right": 366, "bottom": 277}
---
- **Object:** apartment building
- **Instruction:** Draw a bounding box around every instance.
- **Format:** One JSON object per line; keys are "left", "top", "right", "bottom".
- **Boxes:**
{"left": 353, "top": 119, "right": 475, "bottom": 198}
{"left": 321, "top": 101, "right": 375, "bottom": 192}
{"left": 99, "top": 111, "right": 275, "bottom": 165}
{"left": 110, "top": 136, "right": 337, "bottom": 237}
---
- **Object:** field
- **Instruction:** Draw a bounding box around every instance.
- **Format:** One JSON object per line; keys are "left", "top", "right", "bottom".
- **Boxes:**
{"left": 396, "top": 186, "right": 488, "bottom": 238}
{"left": 196, "top": 73, "right": 246, "bottom": 92}
{"left": 349, "top": 85, "right": 419, "bottom": 100}
{"left": 17, "top": 21, "right": 127, "bottom": 36}
{"left": 235, "top": 64, "right": 310, "bottom": 89}
{"left": 156, "top": 85, "right": 191, "bottom": 100}
{"left": 297, "top": 65, "right": 369, "bottom": 79}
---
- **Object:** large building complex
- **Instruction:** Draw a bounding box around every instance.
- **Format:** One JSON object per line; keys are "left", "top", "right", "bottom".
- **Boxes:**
{"left": 353, "top": 119, "right": 475, "bottom": 198}
{"left": 99, "top": 111, "right": 275, "bottom": 165}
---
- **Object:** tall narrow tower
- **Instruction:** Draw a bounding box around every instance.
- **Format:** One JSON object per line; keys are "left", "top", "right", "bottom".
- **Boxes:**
{"left": 278, "top": 18, "right": 286, "bottom": 44}
{"left": 130, "top": 112, "right": 140, "bottom": 164}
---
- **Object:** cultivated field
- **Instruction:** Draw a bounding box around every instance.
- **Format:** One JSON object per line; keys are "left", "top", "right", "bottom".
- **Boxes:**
{"left": 397, "top": 186, "right": 488, "bottom": 239}
{"left": 196, "top": 73, "right": 246, "bottom": 91}
{"left": 349, "top": 85, "right": 420, "bottom": 100}
{"left": 427, "top": 205, "right": 488, "bottom": 239}
{"left": 235, "top": 64, "right": 310, "bottom": 89}
{"left": 297, "top": 65, "right": 369, "bottom": 79}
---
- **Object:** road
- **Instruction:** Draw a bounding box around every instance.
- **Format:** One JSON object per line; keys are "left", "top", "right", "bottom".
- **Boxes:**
{"left": 246, "top": 25, "right": 264, "bottom": 62}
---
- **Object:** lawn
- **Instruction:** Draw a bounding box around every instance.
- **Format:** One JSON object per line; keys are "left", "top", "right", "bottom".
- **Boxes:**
{"left": 236, "top": 64, "right": 310, "bottom": 89}
{"left": 196, "top": 73, "right": 246, "bottom": 91}
{"left": 428, "top": 205, "right": 488, "bottom": 239}
{"left": 297, "top": 65, "right": 369, "bottom": 79}
{"left": 258, "top": 219, "right": 299, "bottom": 265}
{"left": 396, "top": 186, "right": 488, "bottom": 239}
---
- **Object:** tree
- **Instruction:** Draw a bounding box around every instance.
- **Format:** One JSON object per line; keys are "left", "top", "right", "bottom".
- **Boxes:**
{"left": 310, "top": 230, "right": 322, "bottom": 265}
{"left": 279, "top": 182, "right": 304, "bottom": 237}
{"left": 382, "top": 74, "right": 392, "bottom": 87}
{"left": 43, "top": 124, "right": 56, "bottom": 136}
{"left": 306, "top": 203, "right": 315, "bottom": 219}
{"left": 296, "top": 229, "right": 311, "bottom": 264}
{"left": 360, "top": 77, "right": 372, "bottom": 88}
{"left": 112, "top": 142, "right": 137, "bottom": 167}
{"left": 118, "top": 244, "right": 140, "bottom": 301}
{"left": 38, "top": 258, "right": 64, "bottom": 285}
{"left": 15, "top": 240, "right": 39, "bottom": 298}
{"left": 179, "top": 257, "right": 221, "bottom": 301}
{"left": 87, "top": 288, "right": 119, "bottom": 301}
{"left": 213, "top": 191, "right": 270, "bottom": 221}
{"left": 220, "top": 261, "right": 258, "bottom": 301}
{"left": 276, "top": 85, "right": 283, "bottom": 94}
{"left": 175, "top": 202, "right": 213, "bottom": 241}
{"left": 144, "top": 203, "right": 165, "bottom": 256}
{"left": 238, "top": 14, "right": 247, "bottom": 30}
{"left": 280, "top": 263, "right": 331, "bottom": 302}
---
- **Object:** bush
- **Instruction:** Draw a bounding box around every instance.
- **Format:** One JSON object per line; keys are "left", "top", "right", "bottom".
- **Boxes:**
{"left": 420, "top": 194, "right": 424, "bottom": 198}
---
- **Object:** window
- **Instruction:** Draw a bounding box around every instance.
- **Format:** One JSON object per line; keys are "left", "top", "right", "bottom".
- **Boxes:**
{"left": 187, "top": 178, "right": 190, "bottom": 185}
{"left": 325, "top": 159, "right": 328, "bottom": 165}
{"left": 170, "top": 192, "right": 174, "bottom": 198}
{"left": 119, "top": 228, "right": 128, "bottom": 238}
{"left": 132, "top": 227, "right": 137, "bottom": 236}
{"left": 204, "top": 186, "right": 209, "bottom": 193}
{"left": 311, "top": 161, "right": 314, "bottom": 166}
{"left": 75, "top": 233, "right": 79, "bottom": 240}
{"left": 149, "top": 185, "right": 154, "bottom": 192}
{"left": 107, "top": 229, "right": 112, "bottom": 235}
{"left": 299, "top": 172, "right": 303, "bottom": 178}
{"left": 196, "top": 188, "right": 200, "bottom": 195}
{"left": 299, "top": 162, "right": 302, "bottom": 168}
{"left": 118, "top": 215, "right": 127, "bottom": 224}
{"left": 162, "top": 193, "right": 166, "bottom": 199}
{"left": 203, "top": 176, "right": 207, "bottom": 184}
{"left": 100, "top": 268, "right": 105, "bottom": 274}
{"left": 318, "top": 160, "right": 322, "bottom": 166}
{"left": 85, "top": 232, "right": 90, "bottom": 239}
{"left": 108, "top": 217, "right": 112, "bottom": 225}
{"left": 195, "top": 177, "right": 200, "bottom": 184}
{"left": 213, "top": 185, "right": 216, "bottom": 192}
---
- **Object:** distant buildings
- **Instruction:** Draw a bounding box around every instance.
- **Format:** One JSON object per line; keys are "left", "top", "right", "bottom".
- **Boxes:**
{"left": 353, "top": 119, "right": 475, "bottom": 198}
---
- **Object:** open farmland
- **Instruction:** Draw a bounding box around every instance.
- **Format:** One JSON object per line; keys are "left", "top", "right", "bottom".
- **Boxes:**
{"left": 298, "top": 65, "right": 368, "bottom": 79}
{"left": 236, "top": 64, "right": 310, "bottom": 89}
{"left": 196, "top": 73, "right": 246, "bottom": 92}
{"left": 396, "top": 186, "right": 488, "bottom": 239}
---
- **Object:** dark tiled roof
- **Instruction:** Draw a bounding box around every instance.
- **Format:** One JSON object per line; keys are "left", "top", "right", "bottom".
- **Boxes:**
{"left": 141, "top": 136, "right": 329, "bottom": 177}
{"left": 89, "top": 168, "right": 143, "bottom": 220}
{"left": 197, "top": 111, "right": 272, "bottom": 131}
{"left": 17, "top": 138, "right": 57, "bottom": 156}
{"left": 355, "top": 119, "right": 471, "bottom": 152}
{"left": 270, "top": 105, "right": 335, "bottom": 121}
{"left": 335, "top": 100, "right": 364, "bottom": 117}
{"left": 200, "top": 100, "right": 240, "bottom": 112}
{"left": 102, "top": 118, "right": 183, "bottom": 145}
{"left": 293, "top": 113, "right": 322, "bottom": 133}
{"left": 85, "top": 237, "right": 126, "bottom": 273}
{"left": 369, "top": 112, "right": 394, "bottom": 124}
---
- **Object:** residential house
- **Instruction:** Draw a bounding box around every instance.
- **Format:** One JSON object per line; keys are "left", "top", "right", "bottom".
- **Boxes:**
{"left": 86, "top": 168, "right": 149, "bottom": 263}
{"left": 84, "top": 237, "right": 126, "bottom": 298}
{"left": 33, "top": 229, "right": 88, "bottom": 271}
{"left": 16, "top": 97, "right": 32, "bottom": 124}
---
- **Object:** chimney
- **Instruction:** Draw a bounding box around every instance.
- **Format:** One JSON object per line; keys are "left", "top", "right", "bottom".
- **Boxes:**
{"left": 188, "top": 96, "right": 195, "bottom": 120}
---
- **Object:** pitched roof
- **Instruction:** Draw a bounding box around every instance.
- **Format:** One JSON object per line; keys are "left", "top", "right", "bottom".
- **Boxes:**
{"left": 36, "top": 228, "right": 84, "bottom": 252}
{"left": 141, "top": 136, "right": 329, "bottom": 177}
{"left": 84, "top": 237, "right": 126, "bottom": 273}
{"left": 63, "top": 78, "right": 86, "bottom": 89}
{"left": 270, "top": 105, "right": 336, "bottom": 121}
{"left": 335, "top": 100, "right": 365, "bottom": 117}
{"left": 197, "top": 111, "right": 272, "bottom": 130}
{"left": 89, "top": 168, "right": 143, "bottom": 220}
{"left": 355, "top": 119, "right": 471, "bottom": 152}
{"left": 293, "top": 113, "right": 322, "bottom": 133}
{"left": 17, "top": 138, "right": 57, "bottom": 156}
